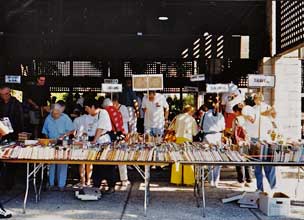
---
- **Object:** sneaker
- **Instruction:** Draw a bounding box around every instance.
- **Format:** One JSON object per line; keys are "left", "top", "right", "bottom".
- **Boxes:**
{"left": 244, "top": 182, "right": 251, "bottom": 187}
{"left": 232, "top": 182, "right": 245, "bottom": 188}
{"left": 48, "top": 186, "right": 59, "bottom": 191}
{"left": 59, "top": 187, "right": 65, "bottom": 192}
{"left": 102, "top": 187, "right": 115, "bottom": 195}
{"left": 0, "top": 207, "right": 12, "bottom": 218}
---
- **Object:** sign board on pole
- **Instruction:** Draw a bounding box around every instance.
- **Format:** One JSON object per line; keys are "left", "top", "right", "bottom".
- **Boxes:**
{"left": 190, "top": 74, "right": 205, "bottom": 82}
{"left": 132, "top": 74, "right": 163, "bottom": 91}
{"left": 206, "top": 84, "right": 229, "bottom": 93}
{"left": 104, "top": 79, "right": 119, "bottom": 84}
{"left": 248, "top": 74, "right": 275, "bottom": 88}
{"left": 184, "top": 86, "right": 199, "bottom": 92}
{"left": 102, "top": 83, "right": 122, "bottom": 93}
{"left": 5, "top": 75, "right": 21, "bottom": 84}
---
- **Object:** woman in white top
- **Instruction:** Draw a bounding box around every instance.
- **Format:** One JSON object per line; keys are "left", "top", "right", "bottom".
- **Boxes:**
{"left": 170, "top": 105, "right": 198, "bottom": 185}
{"left": 200, "top": 101, "right": 225, "bottom": 187}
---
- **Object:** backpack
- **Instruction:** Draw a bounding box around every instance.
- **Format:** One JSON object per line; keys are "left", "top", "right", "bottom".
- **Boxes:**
{"left": 104, "top": 106, "right": 125, "bottom": 141}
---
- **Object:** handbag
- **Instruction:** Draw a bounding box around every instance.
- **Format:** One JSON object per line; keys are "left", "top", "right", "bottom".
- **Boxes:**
{"left": 164, "top": 117, "right": 177, "bottom": 142}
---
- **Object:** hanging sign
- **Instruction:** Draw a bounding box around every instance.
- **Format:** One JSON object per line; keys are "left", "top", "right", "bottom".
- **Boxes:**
{"left": 184, "top": 86, "right": 199, "bottom": 92}
{"left": 101, "top": 83, "right": 122, "bottom": 93}
{"left": 5, "top": 75, "right": 21, "bottom": 84}
{"left": 132, "top": 74, "right": 163, "bottom": 91}
{"left": 104, "top": 79, "right": 119, "bottom": 84}
{"left": 190, "top": 74, "right": 205, "bottom": 82}
{"left": 248, "top": 74, "right": 275, "bottom": 88}
{"left": 206, "top": 84, "right": 229, "bottom": 93}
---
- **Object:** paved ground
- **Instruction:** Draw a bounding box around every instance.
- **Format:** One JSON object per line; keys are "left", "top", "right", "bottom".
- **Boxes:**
{"left": 1, "top": 166, "right": 304, "bottom": 220}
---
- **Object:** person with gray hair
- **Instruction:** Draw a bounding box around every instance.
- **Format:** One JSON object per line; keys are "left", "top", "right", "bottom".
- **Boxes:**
{"left": 42, "top": 103, "right": 74, "bottom": 191}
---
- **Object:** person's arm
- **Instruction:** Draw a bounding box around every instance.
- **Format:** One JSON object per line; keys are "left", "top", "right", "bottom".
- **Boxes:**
{"left": 92, "top": 128, "right": 107, "bottom": 143}
{"left": 59, "top": 116, "right": 75, "bottom": 139}
{"left": 220, "top": 114, "right": 226, "bottom": 131}
{"left": 164, "top": 108, "right": 169, "bottom": 122}
{"left": 163, "top": 96, "right": 169, "bottom": 122}
{"left": 192, "top": 118, "right": 199, "bottom": 136}
{"left": 142, "top": 96, "right": 147, "bottom": 113}
{"left": 27, "top": 98, "right": 39, "bottom": 110}
{"left": 0, "top": 121, "right": 9, "bottom": 137}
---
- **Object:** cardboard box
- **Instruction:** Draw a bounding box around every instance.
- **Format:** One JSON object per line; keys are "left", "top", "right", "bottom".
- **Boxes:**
{"left": 259, "top": 192, "right": 290, "bottom": 216}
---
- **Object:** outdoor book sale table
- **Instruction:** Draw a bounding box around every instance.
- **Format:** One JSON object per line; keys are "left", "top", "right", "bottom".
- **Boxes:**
{"left": 1, "top": 142, "right": 304, "bottom": 218}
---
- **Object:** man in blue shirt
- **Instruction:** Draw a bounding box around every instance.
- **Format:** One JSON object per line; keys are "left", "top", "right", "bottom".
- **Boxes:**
{"left": 42, "top": 104, "right": 74, "bottom": 191}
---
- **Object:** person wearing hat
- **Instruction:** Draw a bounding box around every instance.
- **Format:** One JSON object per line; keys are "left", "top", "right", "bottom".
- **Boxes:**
{"left": 170, "top": 105, "right": 199, "bottom": 185}
{"left": 221, "top": 83, "right": 243, "bottom": 133}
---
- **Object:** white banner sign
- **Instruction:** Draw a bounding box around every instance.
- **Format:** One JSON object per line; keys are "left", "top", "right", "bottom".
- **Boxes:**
{"left": 190, "top": 74, "right": 205, "bottom": 82}
{"left": 132, "top": 74, "right": 163, "bottom": 91}
{"left": 184, "top": 86, "right": 199, "bottom": 92}
{"left": 102, "top": 83, "right": 122, "bottom": 93}
{"left": 206, "top": 84, "right": 229, "bottom": 93}
{"left": 248, "top": 74, "right": 275, "bottom": 88}
{"left": 104, "top": 79, "right": 119, "bottom": 84}
{"left": 5, "top": 75, "right": 21, "bottom": 84}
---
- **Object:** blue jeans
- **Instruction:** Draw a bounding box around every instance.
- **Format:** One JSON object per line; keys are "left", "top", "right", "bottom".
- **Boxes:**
{"left": 254, "top": 165, "right": 276, "bottom": 191}
{"left": 49, "top": 164, "right": 68, "bottom": 188}
{"left": 208, "top": 166, "right": 221, "bottom": 183}
{"left": 144, "top": 127, "right": 164, "bottom": 137}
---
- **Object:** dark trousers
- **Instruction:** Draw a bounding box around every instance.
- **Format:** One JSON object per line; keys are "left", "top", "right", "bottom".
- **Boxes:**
{"left": 236, "top": 166, "right": 252, "bottom": 183}
{"left": 92, "top": 165, "right": 116, "bottom": 188}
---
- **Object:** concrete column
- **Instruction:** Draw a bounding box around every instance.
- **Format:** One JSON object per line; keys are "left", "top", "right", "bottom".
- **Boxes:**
{"left": 258, "top": 57, "right": 275, "bottom": 105}
{"left": 273, "top": 50, "right": 302, "bottom": 139}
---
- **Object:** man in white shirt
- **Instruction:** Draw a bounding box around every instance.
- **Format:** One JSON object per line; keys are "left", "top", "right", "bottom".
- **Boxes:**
{"left": 247, "top": 93, "right": 276, "bottom": 192}
{"left": 142, "top": 91, "right": 169, "bottom": 137}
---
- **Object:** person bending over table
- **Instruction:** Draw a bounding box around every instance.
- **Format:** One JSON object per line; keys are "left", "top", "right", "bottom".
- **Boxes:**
{"left": 0, "top": 120, "right": 13, "bottom": 218}
{"left": 170, "top": 105, "right": 198, "bottom": 185}
{"left": 90, "top": 98, "right": 116, "bottom": 194}
{"left": 42, "top": 104, "right": 74, "bottom": 191}
{"left": 200, "top": 100, "right": 225, "bottom": 188}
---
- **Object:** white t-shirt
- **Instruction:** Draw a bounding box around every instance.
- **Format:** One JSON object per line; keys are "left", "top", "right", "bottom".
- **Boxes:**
{"left": 118, "top": 104, "right": 130, "bottom": 133}
{"left": 221, "top": 92, "right": 243, "bottom": 113}
{"left": 142, "top": 93, "right": 169, "bottom": 129}
{"left": 96, "top": 109, "right": 112, "bottom": 143}
{"left": 244, "top": 103, "right": 272, "bottom": 141}
{"left": 201, "top": 110, "right": 225, "bottom": 133}
{"left": 73, "top": 114, "right": 99, "bottom": 137}
{"left": 173, "top": 113, "right": 198, "bottom": 141}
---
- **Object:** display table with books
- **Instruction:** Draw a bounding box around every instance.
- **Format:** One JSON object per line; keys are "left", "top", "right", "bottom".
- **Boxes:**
{"left": 0, "top": 141, "right": 304, "bottom": 217}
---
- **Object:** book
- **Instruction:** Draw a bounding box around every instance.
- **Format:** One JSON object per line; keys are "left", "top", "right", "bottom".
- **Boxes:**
{"left": 221, "top": 192, "right": 246, "bottom": 203}
{"left": 239, "top": 203, "right": 258, "bottom": 209}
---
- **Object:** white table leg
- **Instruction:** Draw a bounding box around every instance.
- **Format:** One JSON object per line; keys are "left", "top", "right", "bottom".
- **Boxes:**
{"left": 23, "top": 163, "right": 30, "bottom": 214}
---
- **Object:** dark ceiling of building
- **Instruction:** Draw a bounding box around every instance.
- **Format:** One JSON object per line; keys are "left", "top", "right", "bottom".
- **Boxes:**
{"left": 1, "top": 0, "right": 268, "bottom": 59}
